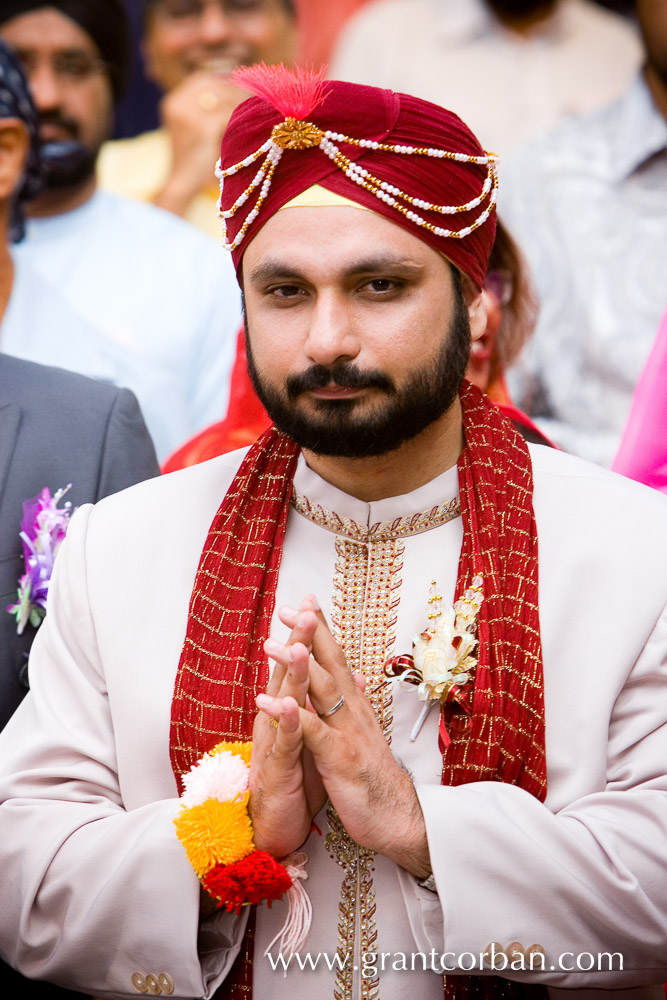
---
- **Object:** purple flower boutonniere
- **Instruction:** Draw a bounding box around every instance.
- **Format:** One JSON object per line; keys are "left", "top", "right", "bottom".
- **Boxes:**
{"left": 7, "top": 485, "right": 75, "bottom": 635}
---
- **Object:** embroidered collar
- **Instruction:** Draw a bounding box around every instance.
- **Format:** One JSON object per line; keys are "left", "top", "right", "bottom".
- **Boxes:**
{"left": 291, "top": 489, "right": 460, "bottom": 543}
{"left": 292, "top": 452, "right": 459, "bottom": 525}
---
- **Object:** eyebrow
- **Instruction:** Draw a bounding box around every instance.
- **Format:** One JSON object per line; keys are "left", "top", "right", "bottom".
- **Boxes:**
{"left": 247, "top": 255, "right": 427, "bottom": 285}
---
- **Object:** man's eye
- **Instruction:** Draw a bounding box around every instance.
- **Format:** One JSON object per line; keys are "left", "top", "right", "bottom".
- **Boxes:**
{"left": 365, "top": 279, "right": 400, "bottom": 293}
{"left": 54, "top": 52, "right": 106, "bottom": 79}
{"left": 157, "top": 0, "right": 202, "bottom": 20}
{"left": 270, "top": 285, "right": 303, "bottom": 299}
{"left": 226, "top": 0, "right": 267, "bottom": 10}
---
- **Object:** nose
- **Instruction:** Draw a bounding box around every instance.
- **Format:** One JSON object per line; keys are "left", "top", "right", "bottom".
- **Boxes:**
{"left": 303, "top": 293, "right": 361, "bottom": 369}
{"left": 199, "top": 3, "right": 234, "bottom": 45}
{"left": 27, "top": 59, "right": 62, "bottom": 112}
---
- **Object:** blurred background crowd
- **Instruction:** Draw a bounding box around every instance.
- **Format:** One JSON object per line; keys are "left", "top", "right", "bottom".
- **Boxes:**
{"left": 2, "top": 0, "right": 664, "bottom": 475}
{"left": 0, "top": 1, "right": 666, "bottom": 993}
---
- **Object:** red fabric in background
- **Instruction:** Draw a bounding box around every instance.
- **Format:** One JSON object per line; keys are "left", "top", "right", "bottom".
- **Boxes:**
{"left": 221, "top": 81, "right": 496, "bottom": 287}
{"left": 294, "top": 0, "right": 371, "bottom": 66}
{"left": 162, "top": 327, "right": 271, "bottom": 474}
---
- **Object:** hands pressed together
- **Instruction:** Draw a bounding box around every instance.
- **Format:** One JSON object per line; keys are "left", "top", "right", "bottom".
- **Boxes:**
{"left": 250, "top": 596, "right": 432, "bottom": 879}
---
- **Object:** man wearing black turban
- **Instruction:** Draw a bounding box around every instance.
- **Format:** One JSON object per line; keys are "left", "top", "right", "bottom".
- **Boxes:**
{"left": 1, "top": 0, "right": 131, "bottom": 198}
{"left": 2, "top": 0, "right": 131, "bottom": 100}
{"left": 0, "top": 1, "right": 242, "bottom": 463}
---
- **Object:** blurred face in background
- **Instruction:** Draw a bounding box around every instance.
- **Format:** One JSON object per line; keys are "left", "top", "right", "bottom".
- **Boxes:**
{"left": 636, "top": 0, "right": 667, "bottom": 88}
{"left": 143, "top": 0, "right": 296, "bottom": 92}
{"left": 0, "top": 7, "right": 113, "bottom": 188}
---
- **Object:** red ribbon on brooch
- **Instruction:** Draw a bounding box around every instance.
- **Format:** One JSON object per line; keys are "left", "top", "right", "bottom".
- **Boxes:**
{"left": 385, "top": 655, "right": 475, "bottom": 748}
{"left": 437, "top": 683, "right": 473, "bottom": 749}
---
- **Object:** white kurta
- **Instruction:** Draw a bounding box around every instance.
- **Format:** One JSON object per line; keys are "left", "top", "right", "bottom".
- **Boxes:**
{"left": 0, "top": 445, "right": 666, "bottom": 1000}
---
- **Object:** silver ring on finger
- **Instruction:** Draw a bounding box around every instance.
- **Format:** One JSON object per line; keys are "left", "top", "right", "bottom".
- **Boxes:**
{"left": 319, "top": 694, "right": 345, "bottom": 718}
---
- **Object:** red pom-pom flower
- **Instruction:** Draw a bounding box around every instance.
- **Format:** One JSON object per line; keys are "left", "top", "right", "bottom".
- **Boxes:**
{"left": 203, "top": 849, "right": 293, "bottom": 913}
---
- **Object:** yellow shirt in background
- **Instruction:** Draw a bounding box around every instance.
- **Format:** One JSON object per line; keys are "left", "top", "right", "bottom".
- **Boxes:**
{"left": 97, "top": 128, "right": 221, "bottom": 241}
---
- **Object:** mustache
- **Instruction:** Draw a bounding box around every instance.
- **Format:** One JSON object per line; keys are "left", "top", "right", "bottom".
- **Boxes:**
{"left": 286, "top": 363, "right": 395, "bottom": 399}
{"left": 39, "top": 111, "right": 80, "bottom": 139}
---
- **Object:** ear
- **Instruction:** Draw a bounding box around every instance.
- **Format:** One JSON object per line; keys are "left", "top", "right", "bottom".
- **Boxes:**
{"left": 140, "top": 22, "right": 165, "bottom": 90}
{"left": 461, "top": 274, "right": 487, "bottom": 344}
{"left": 140, "top": 34, "right": 156, "bottom": 84}
{"left": 462, "top": 280, "right": 498, "bottom": 393}
{"left": 0, "top": 119, "right": 30, "bottom": 202}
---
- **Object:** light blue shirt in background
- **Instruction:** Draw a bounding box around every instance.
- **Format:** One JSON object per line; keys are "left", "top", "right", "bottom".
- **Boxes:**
{"left": 11, "top": 190, "right": 241, "bottom": 461}
{"left": 501, "top": 73, "right": 667, "bottom": 467}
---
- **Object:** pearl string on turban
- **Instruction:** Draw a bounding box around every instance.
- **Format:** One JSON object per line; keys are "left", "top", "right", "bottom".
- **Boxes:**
{"left": 217, "top": 64, "right": 498, "bottom": 288}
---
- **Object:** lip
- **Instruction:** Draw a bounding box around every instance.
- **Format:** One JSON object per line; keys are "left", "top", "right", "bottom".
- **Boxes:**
{"left": 39, "top": 125, "right": 75, "bottom": 143}
{"left": 309, "top": 386, "right": 367, "bottom": 400}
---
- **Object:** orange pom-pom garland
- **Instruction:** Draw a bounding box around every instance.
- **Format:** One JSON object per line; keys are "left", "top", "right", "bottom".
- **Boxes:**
{"left": 174, "top": 740, "right": 311, "bottom": 950}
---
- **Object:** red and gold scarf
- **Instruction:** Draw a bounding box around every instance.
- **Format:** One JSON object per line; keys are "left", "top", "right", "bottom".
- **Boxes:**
{"left": 170, "top": 381, "right": 547, "bottom": 999}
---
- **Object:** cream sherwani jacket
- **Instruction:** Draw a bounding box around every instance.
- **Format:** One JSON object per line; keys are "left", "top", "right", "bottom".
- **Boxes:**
{"left": 0, "top": 445, "right": 667, "bottom": 1000}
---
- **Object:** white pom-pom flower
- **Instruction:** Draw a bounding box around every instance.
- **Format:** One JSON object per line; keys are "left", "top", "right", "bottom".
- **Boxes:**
{"left": 180, "top": 749, "right": 249, "bottom": 809}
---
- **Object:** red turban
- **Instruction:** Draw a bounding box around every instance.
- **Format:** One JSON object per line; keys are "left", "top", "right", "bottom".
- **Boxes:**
{"left": 218, "top": 66, "right": 497, "bottom": 287}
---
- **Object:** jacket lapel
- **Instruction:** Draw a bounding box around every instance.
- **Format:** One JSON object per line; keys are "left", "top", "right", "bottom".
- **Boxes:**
{"left": 0, "top": 403, "right": 21, "bottom": 508}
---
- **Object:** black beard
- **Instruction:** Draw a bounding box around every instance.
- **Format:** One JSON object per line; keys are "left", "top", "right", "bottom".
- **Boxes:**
{"left": 485, "top": 0, "right": 556, "bottom": 21}
{"left": 41, "top": 140, "right": 98, "bottom": 190}
{"left": 245, "top": 275, "right": 472, "bottom": 459}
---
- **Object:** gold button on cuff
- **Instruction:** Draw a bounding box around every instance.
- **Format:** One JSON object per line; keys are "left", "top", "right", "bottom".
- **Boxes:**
{"left": 526, "top": 944, "right": 546, "bottom": 967}
{"left": 131, "top": 972, "right": 174, "bottom": 995}
{"left": 506, "top": 941, "right": 525, "bottom": 961}
{"left": 482, "top": 942, "right": 506, "bottom": 969}
{"left": 131, "top": 972, "right": 148, "bottom": 994}
{"left": 158, "top": 972, "right": 175, "bottom": 995}
{"left": 145, "top": 973, "right": 160, "bottom": 996}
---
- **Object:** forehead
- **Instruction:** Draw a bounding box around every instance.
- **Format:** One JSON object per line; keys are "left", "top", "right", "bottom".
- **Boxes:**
{"left": 1, "top": 7, "right": 97, "bottom": 53}
{"left": 145, "top": 0, "right": 293, "bottom": 24}
{"left": 243, "top": 205, "right": 449, "bottom": 279}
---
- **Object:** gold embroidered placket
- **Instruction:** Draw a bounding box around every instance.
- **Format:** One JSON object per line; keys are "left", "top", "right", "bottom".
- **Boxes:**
{"left": 328, "top": 532, "right": 403, "bottom": 1000}
{"left": 291, "top": 489, "right": 461, "bottom": 1000}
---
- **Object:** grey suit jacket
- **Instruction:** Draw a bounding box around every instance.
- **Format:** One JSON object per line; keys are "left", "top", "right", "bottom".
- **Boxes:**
{"left": 0, "top": 354, "right": 160, "bottom": 731}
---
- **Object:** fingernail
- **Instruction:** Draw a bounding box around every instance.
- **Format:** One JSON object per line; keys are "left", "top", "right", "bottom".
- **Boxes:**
{"left": 256, "top": 693, "right": 271, "bottom": 709}
{"left": 304, "top": 593, "right": 321, "bottom": 611}
{"left": 265, "top": 638, "right": 292, "bottom": 661}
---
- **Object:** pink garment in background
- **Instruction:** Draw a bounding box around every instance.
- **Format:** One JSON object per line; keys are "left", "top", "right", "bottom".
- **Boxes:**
{"left": 612, "top": 306, "right": 667, "bottom": 493}
{"left": 294, "top": 0, "right": 371, "bottom": 65}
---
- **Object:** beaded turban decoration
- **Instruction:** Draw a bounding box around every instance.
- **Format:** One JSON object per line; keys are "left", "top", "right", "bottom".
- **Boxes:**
{"left": 217, "top": 65, "right": 498, "bottom": 287}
